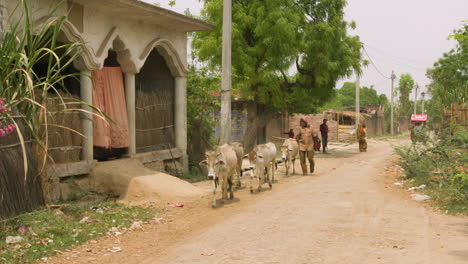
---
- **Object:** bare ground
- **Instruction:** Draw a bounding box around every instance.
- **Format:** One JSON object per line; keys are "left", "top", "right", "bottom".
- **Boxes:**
{"left": 45, "top": 139, "right": 468, "bottom": 264}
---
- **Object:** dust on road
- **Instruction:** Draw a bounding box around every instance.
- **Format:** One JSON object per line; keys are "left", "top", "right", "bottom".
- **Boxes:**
{"left": 47, "top": 139, "right": 468, "bottom": 264}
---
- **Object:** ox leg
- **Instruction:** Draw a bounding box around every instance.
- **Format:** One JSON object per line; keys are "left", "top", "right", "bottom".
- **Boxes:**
{"left": 292, "top": 158, "right": 296, "bottom": 175}
{"left": 221, "top": 179, "right": 228, "bottom": 202}
{"left": 285, "top": 159, "right": 289, "bottom": 177}
{"left": 237, "top": 164, "right": 242, "bottom": 188}
{"left": 228, "top": 176, "right": 234, "bottom": 200}
{"left": 267, "top": 165, "right": 272, "bottom": 189}
{"left": 236, "top": 168, "right": 242, "bottom": 188}
{"left": 257, "top": 172, "right": 262, "bottom": 192}
{"left": 212, "top": 179, "right": 218, "bottom": 208}
{"left": 271, "top": 162, "right": 276, "bottom": 183}
{"left": 249, "top": 176, "right": 255, "bottom": 193}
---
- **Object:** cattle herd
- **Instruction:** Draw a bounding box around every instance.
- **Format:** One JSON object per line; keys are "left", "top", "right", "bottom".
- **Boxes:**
{"left": 199, "top": 139, "right": 299, "bottom": 208}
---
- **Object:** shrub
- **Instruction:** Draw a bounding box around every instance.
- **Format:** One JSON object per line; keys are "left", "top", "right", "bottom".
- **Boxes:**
{"left": 394, "top": 128, "right": 468, "bottom": 214}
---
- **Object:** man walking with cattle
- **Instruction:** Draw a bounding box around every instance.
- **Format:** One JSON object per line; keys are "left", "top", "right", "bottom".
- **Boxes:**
{"left": 296, "top": 117, "right": 315, "bottom": 175}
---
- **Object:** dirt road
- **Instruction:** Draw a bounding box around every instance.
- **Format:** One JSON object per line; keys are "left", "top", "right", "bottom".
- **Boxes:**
{"left": 48, "top": 139, "right": 468, "bottom": 264}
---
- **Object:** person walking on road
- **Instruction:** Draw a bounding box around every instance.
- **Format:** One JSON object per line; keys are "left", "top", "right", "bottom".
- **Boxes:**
{"left": 296, "top": 117, "right": 315, "bottom": 175}
{"left": 320, "top": 119, "right": 328, "bottom": 153}
{"left": 357, "top": 122, "right": 367, "bottom": 152}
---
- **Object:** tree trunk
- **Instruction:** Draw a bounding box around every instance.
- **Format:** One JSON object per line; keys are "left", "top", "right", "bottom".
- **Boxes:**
{"left": 243, "top": 103, "right": 275, "bottom": 153}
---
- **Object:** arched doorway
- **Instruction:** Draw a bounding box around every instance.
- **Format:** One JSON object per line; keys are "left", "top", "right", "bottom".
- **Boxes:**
{"left": 135, "top": 49, "right": 175, "bottom": 153}
{"left": 92, "top": 50, "right": 130, "bottom": 161}
{"left": 32, "top": 41, "right": 83, "bottom": 164}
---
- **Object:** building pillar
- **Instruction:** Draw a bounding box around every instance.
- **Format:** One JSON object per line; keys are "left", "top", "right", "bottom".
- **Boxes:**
{"left": 125, "top": 72, "right": 136, "bottom": 157}
{"left": 80, "top": 71, "right": 93, "bottom": 163}
{"left": 175, "top": 76, "right": 188, "bottom": 171}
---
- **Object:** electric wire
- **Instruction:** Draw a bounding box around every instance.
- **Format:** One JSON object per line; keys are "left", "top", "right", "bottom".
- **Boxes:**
{"left": 362, "top": 45, "right": 391, "bottom": 79}
{"left": 364, "top": 43, "right": 431, "bottom": 68}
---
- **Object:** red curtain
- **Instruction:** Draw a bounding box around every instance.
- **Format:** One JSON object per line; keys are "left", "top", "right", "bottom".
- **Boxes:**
{"left": 92, "top": 67, "right": 130, "bottom": 149}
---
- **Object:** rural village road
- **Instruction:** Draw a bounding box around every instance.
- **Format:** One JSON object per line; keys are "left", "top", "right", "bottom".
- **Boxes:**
{"left": 148, "top": 140, "right": 468, "bottom": 264}
{"left": 48, "top": 139, "right": 468, "bottom": 264}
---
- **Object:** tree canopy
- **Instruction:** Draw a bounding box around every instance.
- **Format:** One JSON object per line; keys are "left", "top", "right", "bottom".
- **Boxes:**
{"left": 397, "top": 73, "right": 415, "bottom": 120}
{"left": 318, "top": 82, "right": 388, "bottom": 111}
{"left": 427, "top": 23, "right": 467, "bottom": 107}
{"left": 192, "top": 0, "right": 363, "bottom": 114}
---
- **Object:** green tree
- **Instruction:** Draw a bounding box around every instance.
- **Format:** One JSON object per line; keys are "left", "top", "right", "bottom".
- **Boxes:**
{"left": 318, "top": 82, "right": 388, "bottom": 111}
{"left": 427, "top": 23, "right": 467, "bottom": 113}
{"left": 193, "top": 0, "right": 362, "bottom": 150}
{"left": 187, "top": 64, "right": 219, "bottom": 161}
{"left": 378, "top": 94, "right": 389, "bottom": 105}
{"left": 397, "top": 73, "right": 415, "bottom": 121}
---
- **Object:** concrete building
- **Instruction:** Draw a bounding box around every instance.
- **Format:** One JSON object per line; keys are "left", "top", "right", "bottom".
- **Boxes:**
{"left": 1, "top": 0, "right": 212, "bottom": 177}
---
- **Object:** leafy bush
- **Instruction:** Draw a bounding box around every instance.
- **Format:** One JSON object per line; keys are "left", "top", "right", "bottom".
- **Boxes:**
{"left": 394, "top": 128, "right": 468, "bottom": 214}
{"left": 0, "top": 1, "right": 106, "bottom": 179}
{"left": 394, "top": 145, "right": 434, "bottom": 184}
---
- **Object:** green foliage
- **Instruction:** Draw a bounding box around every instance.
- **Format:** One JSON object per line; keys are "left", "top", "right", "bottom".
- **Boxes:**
{"left": 0, "top": 202, "right": 157, "bottom": 264}
{"left": 318, "top": 82, "right": 388, "bottom": 111}
{"left": 394, "top": 145, "right": 435, "bottom": 184}
{"left": 394, "top": 128, "right": 468, "bottom": 214}
{"left": 193, "top": 0, "right": 362, "bottom": 113}
{"left": 0, "top": 1, "right": 106, "bottom": 176}
{"left": 397, "top": 73, "right": 414, "bottom": 120}
{"left": 187, "top": 64, "right": 219, "bottom": 148}
{"left": 427, "top": 23, "right": 467, "bottom": 108}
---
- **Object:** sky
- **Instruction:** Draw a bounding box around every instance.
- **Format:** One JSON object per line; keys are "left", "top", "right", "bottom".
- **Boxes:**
{"left": 146, "top": 0, "right": 467, "bottom": 99}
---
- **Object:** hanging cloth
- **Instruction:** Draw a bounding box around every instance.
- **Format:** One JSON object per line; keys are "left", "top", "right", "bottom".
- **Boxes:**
{"left": 92, "top": 67, "right": 130, "bottom": 149}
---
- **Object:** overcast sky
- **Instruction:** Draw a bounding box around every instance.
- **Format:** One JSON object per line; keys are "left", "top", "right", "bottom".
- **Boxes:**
{"left": 147, "top": 0, "right": 467, "bottom": 99}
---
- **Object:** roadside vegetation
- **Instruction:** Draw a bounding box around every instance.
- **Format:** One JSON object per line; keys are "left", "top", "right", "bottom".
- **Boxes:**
{"left": 395, "top": 127, "right": 467, "bottom": 214}
{"left": 0, "top": 202, "right": 157, "bottom": 264}
{"left": 394, "top": 21, "right": 467, "bottom": 214}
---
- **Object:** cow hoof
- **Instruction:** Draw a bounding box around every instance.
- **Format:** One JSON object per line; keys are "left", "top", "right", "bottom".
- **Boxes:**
{"left": 212, "top": 204, "right": 217, "bottom": 208}
{"left": 250, "top": 189, "right": 254, "bottom": 194}
{"left": 269, "top": 184, "right": 272, "bottom": 189}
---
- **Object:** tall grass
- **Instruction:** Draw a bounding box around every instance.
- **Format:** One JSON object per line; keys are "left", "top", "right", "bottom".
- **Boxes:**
{"left": 0, "top": 0, "right": 104, "bottom": 200}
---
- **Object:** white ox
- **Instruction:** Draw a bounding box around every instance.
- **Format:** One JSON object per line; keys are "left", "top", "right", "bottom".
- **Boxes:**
{"left": 229, "top": 142, "right": 244, "bottom": 188}
{"left": 280, "top": 138, "right": 299, "bottom": 176}
{"left": 199, "top": 144, "right": 238, "bottom": 208}
{"left": 254, "top": 142, "right": 278, "bottom": 183}
{"left": 241, "top": 142, "right": 277, "bottom": 192}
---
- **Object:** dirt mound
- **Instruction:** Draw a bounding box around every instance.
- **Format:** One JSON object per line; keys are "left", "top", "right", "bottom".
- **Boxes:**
{"left": 89, "top": 159, "right": 206, "bottom": 206}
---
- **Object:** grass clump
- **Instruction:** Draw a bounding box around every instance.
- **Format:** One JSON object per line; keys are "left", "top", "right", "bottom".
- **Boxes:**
{"left": 394, "top": 127, "right": 468, "bottom": 214}
{"left": 0, "top": 202, "right": 157, "bottom": 264}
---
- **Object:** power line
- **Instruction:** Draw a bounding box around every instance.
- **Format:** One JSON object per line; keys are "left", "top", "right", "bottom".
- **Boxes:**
{"left": 364, "top": 43, "right": 431, "bottom": 69}
{"left": 362, "top": 45, "right": 391, "bottom": 79}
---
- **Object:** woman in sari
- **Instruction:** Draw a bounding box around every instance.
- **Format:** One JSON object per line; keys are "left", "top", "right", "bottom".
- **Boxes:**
{"left": 357, "top": 123, "right": 367, "bottom": 152}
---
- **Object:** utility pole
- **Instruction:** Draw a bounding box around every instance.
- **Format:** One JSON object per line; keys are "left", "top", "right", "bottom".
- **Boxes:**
{"left": 421, "top": 91, "right": 426, "bottom": 114}
{"left": 414, "top": 83, "right": 419, "bottom": 114}
{"left": 390, "top": 71, "right": 396, "bottom": 136}
{"left": 219, "top": 0, "right": 232, "bottom": 144}
{"left": 355, "top": 73, "right": 360, "bottom": 127}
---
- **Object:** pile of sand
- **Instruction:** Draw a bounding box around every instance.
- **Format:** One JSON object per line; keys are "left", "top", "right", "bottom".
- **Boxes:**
{"left": 89, "top": 159, "right": 206, "bottom": 206}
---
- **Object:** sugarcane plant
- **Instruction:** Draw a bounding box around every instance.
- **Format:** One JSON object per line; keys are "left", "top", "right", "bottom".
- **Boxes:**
{"left": 0, "top": 0, "right": 105, "bottom": 194}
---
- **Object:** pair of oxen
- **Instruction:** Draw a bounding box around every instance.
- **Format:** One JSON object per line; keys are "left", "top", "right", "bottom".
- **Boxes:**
{"left": 199, "top": 139, "right": 299, "bottom": 208}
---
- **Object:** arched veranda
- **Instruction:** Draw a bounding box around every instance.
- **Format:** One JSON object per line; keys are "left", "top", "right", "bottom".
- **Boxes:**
{"left": 135, "top": 49, "right": 176, "bottom": 152}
